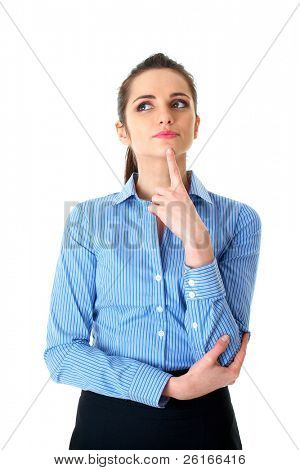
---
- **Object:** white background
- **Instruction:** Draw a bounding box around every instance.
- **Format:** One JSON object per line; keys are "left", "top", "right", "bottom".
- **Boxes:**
{"left": 1, "top": 0, "right": 299, "bottom": 467}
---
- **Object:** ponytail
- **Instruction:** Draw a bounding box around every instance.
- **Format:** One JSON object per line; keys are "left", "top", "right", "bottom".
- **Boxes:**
{"left": 124, "top": 146, "right": 138, "bottom": 183}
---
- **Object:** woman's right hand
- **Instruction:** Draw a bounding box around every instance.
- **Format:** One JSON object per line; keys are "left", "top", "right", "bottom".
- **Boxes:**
{"left": 174, "top": 332, "right": 250, "bottom": 400}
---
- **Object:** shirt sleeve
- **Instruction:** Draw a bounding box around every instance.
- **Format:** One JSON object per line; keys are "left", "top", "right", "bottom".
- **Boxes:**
{"left": 183, "top": 203, "right": 262, "bottom": 366}
{"left": 43, "top": 202, "right": 173, "bottom": 409}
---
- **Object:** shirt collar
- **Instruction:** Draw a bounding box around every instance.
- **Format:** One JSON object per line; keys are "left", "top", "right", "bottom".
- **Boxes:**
{"left": 112, "top": 170, "right": 213, "bottom": 206}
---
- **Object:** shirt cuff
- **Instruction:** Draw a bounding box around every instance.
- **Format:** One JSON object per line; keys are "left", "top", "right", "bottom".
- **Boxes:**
{"left": 129, "top": 363, "right": 174, "bottom": 409}
{"left": 183, "top": 256, "right": 226, "bottom": 301}
{"left": 158, "top": 394, "right": 171, "bottom": 407}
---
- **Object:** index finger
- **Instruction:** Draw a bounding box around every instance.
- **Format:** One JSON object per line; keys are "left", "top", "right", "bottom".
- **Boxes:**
{"left": 228, "top": 332, "right": 249, "bottom": 373}
{"left": 166, "top": 147, "right": 182, "bottom": 188}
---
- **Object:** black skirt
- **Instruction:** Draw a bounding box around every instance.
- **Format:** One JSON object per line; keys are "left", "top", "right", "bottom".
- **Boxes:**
{"left": 69, "top": 368, "right": 242, "bottom": 450}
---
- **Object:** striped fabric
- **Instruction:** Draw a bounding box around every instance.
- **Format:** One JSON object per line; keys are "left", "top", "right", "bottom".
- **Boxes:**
{"left": 43, "top": 170, "right": 262, "bottom": 409}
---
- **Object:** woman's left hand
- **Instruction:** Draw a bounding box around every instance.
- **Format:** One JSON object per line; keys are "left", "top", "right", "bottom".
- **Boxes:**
{"left": 148, "top": 147, "right": 213, "bottom": 256}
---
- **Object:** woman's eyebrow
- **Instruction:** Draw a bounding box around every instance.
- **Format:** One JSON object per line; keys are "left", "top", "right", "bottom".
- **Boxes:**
{"left": 132, "top": 92, "right": 191, "bottom": 104}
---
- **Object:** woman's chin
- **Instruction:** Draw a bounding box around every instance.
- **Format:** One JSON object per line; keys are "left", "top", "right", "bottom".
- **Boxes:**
{"left": 155, "top": 146, "right": 177, "bottom": 157}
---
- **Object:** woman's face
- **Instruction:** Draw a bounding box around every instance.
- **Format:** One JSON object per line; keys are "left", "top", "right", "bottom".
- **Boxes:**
{"left": 117, "top": 68, "right": 200, "bottom": 160}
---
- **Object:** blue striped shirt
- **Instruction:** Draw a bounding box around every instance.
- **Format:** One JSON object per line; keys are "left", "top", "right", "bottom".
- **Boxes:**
{"left": 43, "top": 170, "right": 262, "bottom": 409}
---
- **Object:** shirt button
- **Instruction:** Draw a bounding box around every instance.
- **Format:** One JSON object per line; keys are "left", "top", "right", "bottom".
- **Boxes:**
{"left": 155, "top": 274, "right": 162, "bottom": 281}
{"left": 192, "top": 322, "right": 198, "bottom": 329}
{"left": 188, "top": 291, "right": 196, "bottom": 298}
{"left": 188, "top": 279, "right": 195, "bottom": 286}
{"left": 158, "top": 330, "right": 165, "bottom": 337}
{"left": 156, "top": 306, "right": 163, "bottom": 313}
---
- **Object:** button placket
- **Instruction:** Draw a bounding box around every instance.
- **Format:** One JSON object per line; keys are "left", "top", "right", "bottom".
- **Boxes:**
{"left": 154, "top": 270, "right": 166, "bottom": 343}
{"left": 154, "top": 273, "right": 166, "bottom": 338}
{"left": 146, "top": 207, "right": 167, "bottom": 363}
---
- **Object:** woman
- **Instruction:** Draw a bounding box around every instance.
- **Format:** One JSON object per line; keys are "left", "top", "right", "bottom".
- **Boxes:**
{"left": 43, "top": 52, "right": 262, "bottom": 450}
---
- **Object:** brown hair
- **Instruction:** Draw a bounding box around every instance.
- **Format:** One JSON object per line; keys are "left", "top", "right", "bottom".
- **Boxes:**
{"left": 117, "top": 52, "right": 198, "bottom": 183}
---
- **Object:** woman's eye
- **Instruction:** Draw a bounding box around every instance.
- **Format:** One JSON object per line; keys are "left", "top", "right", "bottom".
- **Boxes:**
{"left": 172, "top": 99, "right": 188, "bottom": 108}
{"left": 136, "top": 99, "right": 189, "bottom": 112}
{"left": 137, "top": 102, "right": 152, "bottom": 111}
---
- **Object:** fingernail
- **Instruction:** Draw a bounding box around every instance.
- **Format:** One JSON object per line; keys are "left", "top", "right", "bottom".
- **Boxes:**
{"left": 221, "top": 334, "right": 230, "bottom": 342}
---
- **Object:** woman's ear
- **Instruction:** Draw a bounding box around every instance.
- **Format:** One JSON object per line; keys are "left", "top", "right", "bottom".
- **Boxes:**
{"left": 194, "top": 115, "right": 200, "bottom": 138}
{"left": 115, "top": 120, "right": 131, "bottom": 146}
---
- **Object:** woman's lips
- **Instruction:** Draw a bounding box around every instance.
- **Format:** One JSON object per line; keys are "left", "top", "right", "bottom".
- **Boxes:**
{"left": 154, "top": 134, "right": 178, "bottom": 139}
